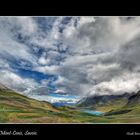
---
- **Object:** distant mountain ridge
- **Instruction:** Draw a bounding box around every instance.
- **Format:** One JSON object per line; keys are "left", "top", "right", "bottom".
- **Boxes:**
{"left": 77, "top": 93, "right": 131, "bottom": 107}
{"left": 1, "top": 82, "right": 140, "bottom": 123}
{"left": 127, "top": 90, "right": 140, "bottom": 105}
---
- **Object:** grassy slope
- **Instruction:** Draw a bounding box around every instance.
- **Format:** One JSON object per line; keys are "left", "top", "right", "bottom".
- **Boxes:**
{"left": 0, "top": 89, "right": 104, "bottom": 123}
{"left": 0, "top": 89, "right": 61, "bottom": 123}
{"left": 77, "top": 96, "right": 140, "bottom": 123}
{"left": 103, "top": 100, "right": 140, "bottom": 123}
{"left": 87, "top": 95, "right": 140, "bottom": 123}
{"left": 1, "top": 89, "right": 140, "bottom": 123}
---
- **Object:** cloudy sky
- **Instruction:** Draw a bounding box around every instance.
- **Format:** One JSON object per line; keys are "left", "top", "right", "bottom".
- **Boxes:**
{"left": 1, "top": 16, "right": 140, "bottom": 97}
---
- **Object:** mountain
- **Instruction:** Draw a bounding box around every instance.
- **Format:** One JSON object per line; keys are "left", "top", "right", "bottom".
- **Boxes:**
{"left": 77, "top": 93, "right": 130, "bottom": 108}
{"left": 0, "top": 83, "right": 99, "bottom": 123}
{"left": 0, "top": 84, "right": 61, "bottom": 123}
{"left": 104, "top": 91, "right": 140, "bottom": 120}
{"left": 0, "top": 83, "right": 88, "bottom": 123}
{"left": 2, "top": 82, "right": 140, "bottom": 123}
{"left": 127, "top": 90, "right": 140, "bottom": 105}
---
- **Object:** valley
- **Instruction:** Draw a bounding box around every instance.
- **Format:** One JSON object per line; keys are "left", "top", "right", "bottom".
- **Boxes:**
{"left": 1, "top": 85, "right": 140, "bottom": 123}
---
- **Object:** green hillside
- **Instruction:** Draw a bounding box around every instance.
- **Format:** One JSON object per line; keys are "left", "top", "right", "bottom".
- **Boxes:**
{"left": 0, "top": 88, "right": 100, "bottom": 123}
{"left": 1, "top": 88, "right": 140, "bottom": 123}
{"left": 103, "top": 91, "right": 140, "bottom": 123}
{"left": 0, "top": 89, "right": 60, "bottom": 123}
{"left": 76, "top": 91, "right": 140, "bottom": 123}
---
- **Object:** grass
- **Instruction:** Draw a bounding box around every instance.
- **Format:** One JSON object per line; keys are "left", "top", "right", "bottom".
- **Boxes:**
{"left": 1, "top": 89, "right": 140, "bottom": 123}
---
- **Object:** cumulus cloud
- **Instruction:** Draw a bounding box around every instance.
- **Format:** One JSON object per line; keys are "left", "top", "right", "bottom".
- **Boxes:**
{"left": 54, "top": 16, "right": 140, "bottom": 96}
{"left": 33, "top": 65, "right": 59, "bottom": 75}
{"left": 89, "top": 72, "right": 140, "bottom": 96}
{"left": 1, "top": 16, "right": 140, "bottom": 97}
{"left": 0, "top": 70, "right": 39, "bottom": 93}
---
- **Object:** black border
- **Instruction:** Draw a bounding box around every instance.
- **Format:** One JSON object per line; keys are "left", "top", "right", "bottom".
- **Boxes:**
{"left": 0, "top": 124, "right": 140, "bottom": 137}
{"left": 0, "top": 6, "right": 140, "bottom": 16}
{"left": 0, "top": 6, "right": 140, "bottom": 138}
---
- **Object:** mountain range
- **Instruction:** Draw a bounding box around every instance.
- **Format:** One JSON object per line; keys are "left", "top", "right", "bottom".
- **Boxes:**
{"left": 1, "top": 82, "right": 140, "bottom": 123}
{"left": 0, "top": 83, "right": 99, "bottom": 123}
{"left": 78, "top": 91, "right": 140, "bottom": 108}
{"left": 77, "top": 93, "right": 130, "bottom": 107}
